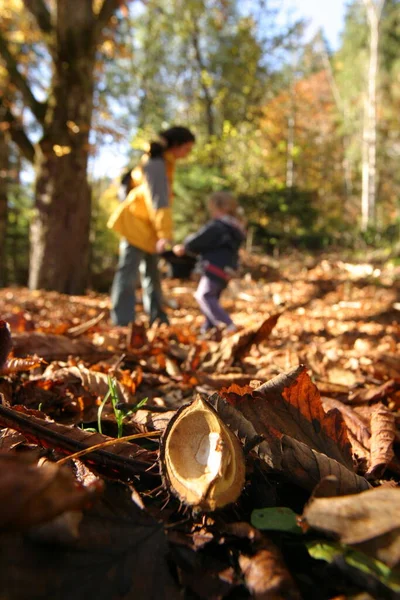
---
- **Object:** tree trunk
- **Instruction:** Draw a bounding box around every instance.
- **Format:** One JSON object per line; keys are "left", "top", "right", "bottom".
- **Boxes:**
{"left": 286, "top": 114, "right": 295, "bottom": 189}
{"left": 0, "top": 129, "right": 9, "bottom": 287}
{"left": 29, "top": 2, "right": 96, "bottom": 293}
{"left": 361, "top": 0, "right": 385, "bottom": 231}
{"left": 191, "top": 21, "right": 215, "bottom": 139}
{"left": 318, "top": 33, "right": 353, "bottom": 200}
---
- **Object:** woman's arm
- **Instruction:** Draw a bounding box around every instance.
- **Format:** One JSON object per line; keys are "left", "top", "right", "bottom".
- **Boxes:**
{"left": 142, "top": 158, "right": 173, "bottom": 244}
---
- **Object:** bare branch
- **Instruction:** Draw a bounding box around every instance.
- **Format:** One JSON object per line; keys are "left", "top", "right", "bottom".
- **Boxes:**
{"left": 95, "top": 0, "right": 121, "bottom": 39}
{"left": 0, "top": 98, "right": 36, "bottom": 163}
{"left": 22, "top": 0, "right": 53, "bottom": 35}
{"left": 0, "top": 33, "right": 46, "bottom": 124}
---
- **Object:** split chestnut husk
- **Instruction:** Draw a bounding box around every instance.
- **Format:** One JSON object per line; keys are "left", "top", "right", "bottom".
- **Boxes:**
{"left": 160, "top": 396, "right": 245, "bottom": 511}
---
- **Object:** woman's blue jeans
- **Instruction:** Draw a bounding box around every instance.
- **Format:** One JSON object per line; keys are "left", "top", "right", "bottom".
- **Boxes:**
{"left": 111, "top": 239, "right": 168, "bottom": 326}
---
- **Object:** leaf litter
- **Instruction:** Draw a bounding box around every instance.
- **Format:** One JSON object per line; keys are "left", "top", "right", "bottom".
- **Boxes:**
{"left": 0, "top": 253, "right": 399, "bottom": 599}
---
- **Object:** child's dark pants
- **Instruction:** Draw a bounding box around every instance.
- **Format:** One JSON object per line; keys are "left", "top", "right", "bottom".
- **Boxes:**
{"left": 194, "top": 275, "right": 233, "bottom": 331}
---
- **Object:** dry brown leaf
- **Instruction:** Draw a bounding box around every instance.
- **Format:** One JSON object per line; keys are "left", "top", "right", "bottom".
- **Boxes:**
{"left": 3, "top": 311, "right": 35, "bottom": 332}
{"left": 1, "top": 356, "right": 47, "bottom": 374}
{"left": 202, "top": 313, "right": 281, "bottom": 372}
{"left": 29, "top": 510, "right": 83, "bottom": 545}
{"left": 66, "top": 311, "right": 106, "bottom": 337}
{"left": 127, "top": 321, "right": 148, "bottom": 350}
{"left": 348, "top": 379, "right": 398, "bottom": 404}
{"left": 165, "top": 357, "right": 181, "bottom": 377}
{"left": 11, "top": 332, "right": 111, "bottom": 361}
{"left": 322, "top": 398, "right": 396, "bottom": 478}
{"left": 196, "top": 372, "right": 255, "bottom": 388}
{"left": 0, "top": 482, "right": 180, "bottom": 599}
{"left": 0, "top": 403, "right": 157, "bottom": 480}
{"left": 372, "top": 353, "right": 400, "bottom": 380}
{"left": 209, "top": 392, "right": 277, "bottom": 469}
{"left": 219, "top": 382, "right": 256, "bottom": 398}
{"left": 44, "top": 365, "right": 133, "bottom": 403}
{"left": 134, "top": 408, "right": 176, "bottom": 432}
{"left": 239, "top": 537, "right": 301, "bottom": 600}
{"left": 327, "top": 367, "right": 358, "bottom": 387}
{"left": 302, "top": 486, "right": 400, "bottom": 567}
{"left": 280, "top": 435, "right": 370, "bottom": 494}
{"left": 212, "top": 366, "right": 369, "bottom": 493}
{"left": 0, "top": 452, "right": 100, "bottom": 531}
{"left": 366, "top": 403, "right": 395, "bottom": 479}
{"left": 322, "top": 397, "right": 371, "bottom": 464}
{"left": 222, "top": 365, "right": 353, "bottom": 468}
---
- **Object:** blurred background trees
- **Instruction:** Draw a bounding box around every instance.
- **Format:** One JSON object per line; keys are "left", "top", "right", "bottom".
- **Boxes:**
{"left": 1, "top": 0, "right": 399, "bottom": 291}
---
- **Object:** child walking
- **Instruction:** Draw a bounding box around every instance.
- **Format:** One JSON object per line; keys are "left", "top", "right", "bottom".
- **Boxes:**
{"left": 173, "top": 191, "right": 245, "bottom": 334}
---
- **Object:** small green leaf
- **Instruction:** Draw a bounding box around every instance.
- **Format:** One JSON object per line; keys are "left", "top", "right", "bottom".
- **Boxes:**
{"left": 307, "top": 541, "right": 400, "bottom": 593}
{"left": 134, "top": 396, "right": 148, "bottom": 410}
{"left": 307, "top": 541, "right": 343, "bottom": 563}
{"left": 251, "top": 507, "right": 302, "bottom": 533}
{"left": 97, "top": 389, "right": 110, "bottom": 435}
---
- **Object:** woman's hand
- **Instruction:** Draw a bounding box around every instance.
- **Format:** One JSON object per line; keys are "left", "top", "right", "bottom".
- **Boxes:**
{"left": 172, "top": 244, "right": 186, "bottom": 257}
{"left": 156, "top": 239, "right": 171, "bottom": 253}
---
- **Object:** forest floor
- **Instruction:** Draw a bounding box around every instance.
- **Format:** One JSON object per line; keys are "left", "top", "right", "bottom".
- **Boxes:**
{"left": 0, "top": 250, "right": 399, "bottom": 600}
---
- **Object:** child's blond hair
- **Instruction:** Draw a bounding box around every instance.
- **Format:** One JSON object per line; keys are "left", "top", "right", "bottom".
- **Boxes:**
{"left": 208, "top": 191, "right": 239, "bottom": 218}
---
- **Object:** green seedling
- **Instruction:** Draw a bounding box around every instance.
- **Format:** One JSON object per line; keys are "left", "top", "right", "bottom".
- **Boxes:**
{"left": 98, "top": 376, "right": 148, "bottom": 438}
{"left": 80, "top": 425, "right": 98, "bottom": 433}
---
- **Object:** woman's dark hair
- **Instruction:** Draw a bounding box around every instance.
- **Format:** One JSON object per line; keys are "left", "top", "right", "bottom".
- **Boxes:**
{"left": 120, "top": 168, "right": 133, "bottom": 197}
{"left": 148, "top": 126, "right": 195, "bottom": 158}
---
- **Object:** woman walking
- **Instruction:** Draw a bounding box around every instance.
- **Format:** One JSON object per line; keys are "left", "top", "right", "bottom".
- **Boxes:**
{"left": 108, "top": 126, "right": 195, "bottom": 326}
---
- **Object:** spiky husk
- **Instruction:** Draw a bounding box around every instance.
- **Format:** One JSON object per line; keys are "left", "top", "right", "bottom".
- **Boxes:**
{"left": 160, "top": 396, "right": 245, "bottom": 512}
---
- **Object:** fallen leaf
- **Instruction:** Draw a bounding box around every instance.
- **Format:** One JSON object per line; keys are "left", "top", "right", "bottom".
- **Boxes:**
{"left": 302, "top": 486, "right": 400, "bottom": 567}
{"left": 366, "top": 404, "right": 395, "bottom": 479}
{"left": 220, "top": 365, "right": 353, "bottom": 466}
{"left": 1, "top": 356, "right": 47, "bottom": 374}
{"left": 203, "top": 313, "right": 281, "bottom": 372}
{"left": 251, "top": 507, "right": 302, "bottom": 534}
{"left": 280, "top": 435, "right": 369, "bottom": 494}
{"left": 11, "top": 332, "right": 111, "bottom": 361}
{"left": 44, "top": 365, "right": 134, "bottom": 403}
{"left": 196, "top": 372, "right": 255, "bottom": 388}
{"left": 211, "top": 366, "right": 369, "bottom": 493}
{"left": 66, "top": 312, "right": 105, "bottom": 337}
{"left": 0, "top": 452, "right": 99, "bottom": 531}
{"left": 239, "top": 536, "right": 301, "bottom": 600}
{"left": 3, "top": 311, "right": 35, "bottom": 332}
{"left": 322, "top": 398, "right": 396, "bottom": 478}
{"left": 0, "top": 403, "right": 157, "bottom": 480}
{"left": 348, "top": 380, "right": 398, "bottom": 404}
{"left": 321, "top": 397, "right": 371, "bottom": 465}
{"left": 0, "top": 482, "right": 180, "bottom": 599}
{"left": 327, "top": 367, "right": 359, "bottom": 387}
{"left": 127, "top": 321, "right": 148, "bottom": 350}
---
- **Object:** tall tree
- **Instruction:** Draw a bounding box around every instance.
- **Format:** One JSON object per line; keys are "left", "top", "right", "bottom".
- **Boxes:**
{"left": 0, "top": 126, "right": 9, "bottom": 286}
{"left": 361, "top": 0, "right": 385, "bottom": 230}
{"left": 0, "top": 0, "right": 124, "bottom": 293}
